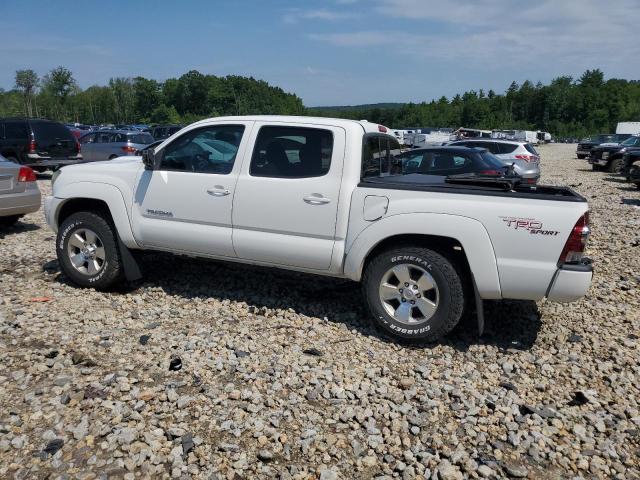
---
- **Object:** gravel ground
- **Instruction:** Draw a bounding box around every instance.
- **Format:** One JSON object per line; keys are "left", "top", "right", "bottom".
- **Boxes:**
{"left": 0, "top": 143, "right": 639, "bottom": 479}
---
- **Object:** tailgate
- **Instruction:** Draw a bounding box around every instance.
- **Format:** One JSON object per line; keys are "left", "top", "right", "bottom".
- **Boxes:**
{"left": 32, "top": 122, "right": 77, "bottom": 157}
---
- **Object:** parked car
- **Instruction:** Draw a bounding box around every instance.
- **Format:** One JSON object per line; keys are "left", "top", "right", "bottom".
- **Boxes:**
{"left": 151, "top": 124, "right": 183, "bottom": 140}
{"left": 576, "top": 134, "right": 631, "bottom": 159}
{"left": 79, "top": 130, "right": 155, "bottom": 162}
{"left": 44, "top": 116, "right": 592, "bottom": 343}
{"left": 623, "top": 150, "right": 640, "bottom": 189}
{"left": 394, "top": 146, "right": 512, "bottom": 177}
{"left": 0, "top": 155, "right": 41, "bottom": 226}
{"left": 588, "top": 135, "right": 640, "bottom": 172}
{"left": 447, "top": 138, "right": 540, "bottom": 183}
{"left": 0, "top": 118, "right": 82, "bottom": 171}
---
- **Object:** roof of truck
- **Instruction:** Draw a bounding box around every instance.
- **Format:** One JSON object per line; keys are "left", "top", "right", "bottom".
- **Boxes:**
{"left": 188, "top": 115, "right": 391, "bottom": 134}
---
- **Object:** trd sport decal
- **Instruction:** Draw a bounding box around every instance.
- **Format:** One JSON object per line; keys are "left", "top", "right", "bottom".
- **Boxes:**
{"left": 500, "top": 216, "right": 560, "bottom": 236}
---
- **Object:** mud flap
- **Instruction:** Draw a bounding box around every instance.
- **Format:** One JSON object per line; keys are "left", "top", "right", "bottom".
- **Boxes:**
{"left": 472, "top": 274, "right": 484, "bottom": 336}
{"left": 116, "top": 236, "right": 142, "bottom": 282}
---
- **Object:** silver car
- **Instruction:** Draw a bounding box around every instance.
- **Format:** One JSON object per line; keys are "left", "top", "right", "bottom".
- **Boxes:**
{"left": 79, "top": 130, "right": 154, "bottom": 162}
{"left": 448, "top": 139, "right": 541, "bottom": 183}
{"left": 0, "top": 155, "right": 41, "bottom": 226}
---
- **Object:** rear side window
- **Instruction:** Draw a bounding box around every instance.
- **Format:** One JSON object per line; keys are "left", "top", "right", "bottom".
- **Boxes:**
{"left": 362, "top": 135, "right": 399, "bottom": 178}
{"left": 250, "top": 126, "right": 333, "bottom": 178}
{"left": 31, "top": 122, "right": 74, "bottom": 143}
{"left": 524, "top": 144, "right": 539, "bottom": 155}
{"left": 497, "top": 143, "right": 518, "bottom": 154}
{"left": 128, "top": 133, "right": 154, "bottom": 144}
{"left": 4, "top": 121, "right": 28, "bottom": 139}
{"left": 80, "top": 133, "right": 96, "bottom": 144}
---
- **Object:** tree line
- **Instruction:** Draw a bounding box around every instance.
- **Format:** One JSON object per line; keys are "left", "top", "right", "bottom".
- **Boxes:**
{"left": 1, "top": 67, "right": 305, "bottom": 126}
{"left": 1, "top": 67, "right": 639, "bottom": 138}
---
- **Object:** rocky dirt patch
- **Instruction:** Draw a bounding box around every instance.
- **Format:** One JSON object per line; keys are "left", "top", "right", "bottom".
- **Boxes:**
{"left": 0, "top": 144, "right": 639, "bottom": 479}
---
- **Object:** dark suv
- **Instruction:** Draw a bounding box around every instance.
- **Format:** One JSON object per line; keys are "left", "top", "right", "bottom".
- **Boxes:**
{"left": 588, "top": 135, "right": 640, "bottom": 172}
{"left": 150, "top": 124, "right": 183, "bottom": 141}
{"left": 576, "top": 134, "right": 631, "bottom": 159}
{"left": 0, "top": 118, "right": 83, "bottom": 171}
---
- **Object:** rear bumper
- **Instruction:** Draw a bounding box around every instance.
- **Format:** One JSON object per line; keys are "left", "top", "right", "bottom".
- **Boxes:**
{"left": 546, "top": 259, "right": 593, "bottom": 302}
{"left": 25, "top": 154, "right": 83, "bottom": 168}
{"left": 0, "top": 185, "right": 41, "bottom": 218}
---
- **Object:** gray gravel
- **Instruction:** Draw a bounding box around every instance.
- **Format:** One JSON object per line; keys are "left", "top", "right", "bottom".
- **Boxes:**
{"left": 1, "top": 144, "right": 639, "bottom": 479}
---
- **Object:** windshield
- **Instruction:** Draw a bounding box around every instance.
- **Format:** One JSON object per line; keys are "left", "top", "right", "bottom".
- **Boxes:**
{"left": 621, "top": 136, "right": 638, "bottom": 146}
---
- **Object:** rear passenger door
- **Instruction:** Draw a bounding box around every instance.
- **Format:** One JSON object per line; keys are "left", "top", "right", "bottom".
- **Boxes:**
{"left": 232, "top": 122, "right": 345, "bottom": 270}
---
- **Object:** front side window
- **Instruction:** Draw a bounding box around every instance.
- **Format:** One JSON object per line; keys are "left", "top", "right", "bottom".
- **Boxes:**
{"left": 96, "top": 132, "right": 113, "bottom": 143}
{"left": 250, "top": 126, "right": 333, "bottom": 178}
{"left": 159, "top": 125, "right": 244, "bottom": 174}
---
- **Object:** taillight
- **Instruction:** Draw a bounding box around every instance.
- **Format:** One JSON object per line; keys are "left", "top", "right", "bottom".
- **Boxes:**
{"left": 378, "top": 125, "right": 388, "bottom": 133}
{"left": 17, "top": 166, "right": 37, "bottom": 182}
{"left": 121, "top": 146, "right": 137, "bottom": 153}
{"left": 515, "top": 154, "right": 538, "bottom": 163}
{"left": 28, "top": 139, "right": 37, "bottom": 154}
{"left": 75, "top": 141, "right": 81, "bottom": 154}
{"left": 559, "top": 213, "right": 590, "bottom": 265}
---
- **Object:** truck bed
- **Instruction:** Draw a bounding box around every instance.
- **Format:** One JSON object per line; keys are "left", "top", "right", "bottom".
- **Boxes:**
{"left": 360, "top": 174, "right": 586, "bottom": 202}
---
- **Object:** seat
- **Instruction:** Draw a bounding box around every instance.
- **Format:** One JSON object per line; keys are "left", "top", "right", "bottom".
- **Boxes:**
{"left": 298, "top": 144, "right": 322, "bottom": 176}
{"left": 263, "top": 142, "right": 290, "bottom": 176}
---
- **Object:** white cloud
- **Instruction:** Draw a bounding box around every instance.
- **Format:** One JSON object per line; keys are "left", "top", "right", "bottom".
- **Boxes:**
{"left": 283, "top": 8, "right": 355, "bottom": 24}
{"left": 308, "top": 0, "right": 640, "bottom": 72}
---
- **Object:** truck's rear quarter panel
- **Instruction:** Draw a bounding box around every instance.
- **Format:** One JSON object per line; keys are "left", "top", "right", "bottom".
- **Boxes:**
{"left": 346, "top": 185, "right": 588, "bottom": 301}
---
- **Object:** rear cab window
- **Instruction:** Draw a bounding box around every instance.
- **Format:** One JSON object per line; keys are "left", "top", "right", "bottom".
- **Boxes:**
{"left": 362, "top": 134, "right": 401, "bottom": 178}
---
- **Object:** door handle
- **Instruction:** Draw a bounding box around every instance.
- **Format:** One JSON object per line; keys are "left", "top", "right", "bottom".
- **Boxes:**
{"left": 303, "top": 194, "right": 331, "bottom": 205}
{"left": 207, "top": 186, "right": 230, "bottom": 196}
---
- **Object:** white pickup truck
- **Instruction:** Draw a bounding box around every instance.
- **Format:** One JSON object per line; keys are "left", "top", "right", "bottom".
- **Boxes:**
{"left": 45, "top": 116, "right": 593, "bottom": 342}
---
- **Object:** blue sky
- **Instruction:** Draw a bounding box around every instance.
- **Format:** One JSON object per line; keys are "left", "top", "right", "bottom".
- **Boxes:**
{"left": 1, "top": 0, "right": 639, "bottom": 106}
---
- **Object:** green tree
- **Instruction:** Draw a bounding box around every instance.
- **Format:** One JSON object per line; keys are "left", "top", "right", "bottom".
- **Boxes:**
{"left": 14, "top": 69, "right": 39, "bottom": 117}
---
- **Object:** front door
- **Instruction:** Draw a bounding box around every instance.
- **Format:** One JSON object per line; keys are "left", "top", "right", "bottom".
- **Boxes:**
{"left": 232, "top": 123, "right": 345, "bottom": 270}
{"left": 132, "top": 122, "right": 252, "bottom": 257}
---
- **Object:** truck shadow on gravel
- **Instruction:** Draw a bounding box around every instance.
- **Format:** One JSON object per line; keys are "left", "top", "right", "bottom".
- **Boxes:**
{"left": 48, "top": 252, "right": 542, "bottom": 351}
{"left": 0, "top": 221, "right": 40, "bottom": 239}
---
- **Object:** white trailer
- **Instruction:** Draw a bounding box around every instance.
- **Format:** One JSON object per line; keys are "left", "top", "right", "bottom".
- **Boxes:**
{"left": 616, "top": 122, "right": 640, "bottom": 135}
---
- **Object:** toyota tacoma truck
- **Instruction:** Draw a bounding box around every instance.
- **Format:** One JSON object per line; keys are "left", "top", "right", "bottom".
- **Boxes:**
{"left": 44, "top": 116, "right": 593, "bottom": 342}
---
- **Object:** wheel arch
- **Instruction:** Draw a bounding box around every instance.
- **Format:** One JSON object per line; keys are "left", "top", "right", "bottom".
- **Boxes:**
{"left": 343, "top": 213, "right": 502, "bottom": 299}
{"left": 52, "top": 183, "right": 138, "bottom": 248}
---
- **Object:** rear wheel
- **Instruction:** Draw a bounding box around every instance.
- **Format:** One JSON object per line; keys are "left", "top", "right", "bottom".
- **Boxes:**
{"left": 591, "top": 164, "right": 601, "bottom": 171}
{"left": 362, "top": 247, "right": 465, "bottom": 342}
{"left": 577, "top": 154, "right": 586, "bottom": 159}
{"left": 108, "top": 155, "right": 118, "bottom": 160}
{"left": 56, "top": 212, "right": 124, "bottom": 289}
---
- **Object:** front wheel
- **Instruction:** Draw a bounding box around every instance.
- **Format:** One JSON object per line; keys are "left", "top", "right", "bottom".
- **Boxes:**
{"left": 608, "top": 158, "right": 623, "bottom": 174}
{"left": 362, "top": 247, "right": 465, "bottom": 342}
{"left": 56, "top": 211, "right": 124, "bottom": 290}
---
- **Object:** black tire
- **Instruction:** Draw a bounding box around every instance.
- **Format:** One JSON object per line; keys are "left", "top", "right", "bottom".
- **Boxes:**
{"left": 362, "top": 247, "right": 465, "bottom": 342}
{"left": 591, "top": 164, "right": 601, "bottom": 171}
{"left": 56, "top": 211, "right": 124, "bottom": 290}
{"left": 0, "top": 215, "right": 21, "bottom": 227}
{"left": 577, "top": 154, "right": 585, "bottom": 159}
{"left": 607, "top": 158, "right": 623, "bottom": 174}
{"left": 108, "top": 155, "right": 118, "bottom": 160}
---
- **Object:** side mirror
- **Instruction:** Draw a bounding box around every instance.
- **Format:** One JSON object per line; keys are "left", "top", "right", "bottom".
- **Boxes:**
{"left": 142, "top": 148, "right": 157, "bottom": 170}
